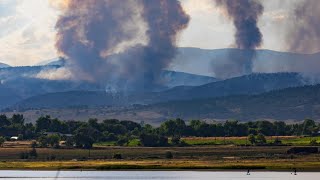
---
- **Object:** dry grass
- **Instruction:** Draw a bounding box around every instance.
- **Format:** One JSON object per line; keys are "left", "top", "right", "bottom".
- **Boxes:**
{"left": 0, "top": 145, "right": 319, "bottom": 170}
{"left": 0, "top": 159, "right": 320, "bottom": 170}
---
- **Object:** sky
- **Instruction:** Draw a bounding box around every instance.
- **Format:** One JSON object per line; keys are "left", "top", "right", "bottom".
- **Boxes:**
{"left": 0, "top": 0, "right": 302, "bottom": 66}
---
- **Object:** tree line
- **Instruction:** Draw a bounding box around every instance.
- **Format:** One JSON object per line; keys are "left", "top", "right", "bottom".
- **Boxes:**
{"left": 0, "top": 114, "right": 319, "bottom": 148}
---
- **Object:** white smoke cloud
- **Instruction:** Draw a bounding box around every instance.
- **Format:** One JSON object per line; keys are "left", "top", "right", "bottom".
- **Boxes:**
{"left": 33, "top": 67, "right": 73, "bottom": 80}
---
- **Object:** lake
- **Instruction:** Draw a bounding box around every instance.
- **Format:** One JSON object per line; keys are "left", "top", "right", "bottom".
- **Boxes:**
{"left": 0, "top": 171, "right": 318, "bottom": 179}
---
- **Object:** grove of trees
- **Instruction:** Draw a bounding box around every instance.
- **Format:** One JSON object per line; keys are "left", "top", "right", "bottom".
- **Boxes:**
{"left": 0, "top": 114, "right": 319, "bottom": 148}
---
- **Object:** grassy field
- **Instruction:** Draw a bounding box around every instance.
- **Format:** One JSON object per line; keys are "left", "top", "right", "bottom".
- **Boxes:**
{"left": 182, "top": 136, "right": 320, "bottom": 146}
{"left": 0, "top": 137, "right": 320, "bottom": 170}
{"left": 92, "top": 136, "right": 320, "bottom": 148}
{"left": 1, "top": 159, "right": 320, "bottom": 171}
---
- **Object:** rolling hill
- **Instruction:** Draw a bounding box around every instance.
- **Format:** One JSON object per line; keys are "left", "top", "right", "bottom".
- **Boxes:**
{"left": 0, "top": 63, "right": 10, "bottom": 68}
{"left": 139, "top": 84, "right": 320, "bottom": 121}
{"left": 5, "top": 84, "right": 320, "bottom": 124}
{"left": 6, "top": 72, "right": 309, "bottom": 111}
{"left": 0, "top": 62, "right": 217, "bottom": 109}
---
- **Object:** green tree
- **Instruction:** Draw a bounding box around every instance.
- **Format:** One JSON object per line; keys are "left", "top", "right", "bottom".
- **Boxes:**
{"left": 256, "top": 133, "right": 267, "bottom": 145}
{"left": 74, "top": 125, "right": 99, "bottom": 149}
{"left": 160, "top": 119, "right": 186, "bottom": 136}
{"left": 257, "top": 121, "right": 274, "bottom": 136}
{"left": 47, "top": 134, "right": 60, "bottom": 148}
{"left": 248, "top": 134, "right": 256, "bottom": 145}
{"left": 0, "top": 114, "right": 10, "bottom": 127}
{"left": 10, "top": 114, "right": 24, "bottom": 125}
{"left": 302, "top": 119, "right": 316, "bottom": 136}
{"left": 171, "top": 136, "right": 181, "bottom": 146}
{"left": 38, "top": 136, "right": 49, "bottom": 147}
{"left": 139, "top": 133, "right": 168, "bottom": 147}
{"left": 36, "top": 116, "right": 51, "bottom": 132}
{"left": 0, "top": 136, "right": 5, "bottom": 147}
{"left": 273, "top": 121, "right": 286, "bottom": 136}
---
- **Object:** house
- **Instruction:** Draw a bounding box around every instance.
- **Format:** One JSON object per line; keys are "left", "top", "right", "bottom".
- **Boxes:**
{"left": 10, "top": 136, "right": 19, "bottom": 141}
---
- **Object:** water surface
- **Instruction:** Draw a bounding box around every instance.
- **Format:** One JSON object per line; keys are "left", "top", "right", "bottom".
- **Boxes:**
{"left": 0, "top": 171, "right": 318, "bottom": 180}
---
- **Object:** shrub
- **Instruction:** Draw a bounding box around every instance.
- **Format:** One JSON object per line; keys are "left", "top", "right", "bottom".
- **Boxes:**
{"left": 256, "top": 133, "right": 267, "bottom": 145}
{"left": 31, "top": 141, "right": 38, "bottom": 148}
{"left": 0, "top": 136, "right": 5, "bottom": 147}
{"left": 171, "top": 136, "right": 181, "bottom": 146}
{"left": 19, "top": 152, "right": 29, "bottom": 159}
{"left": 273, "top": 137, "right": 282, "bottom": 145}
{"left": 165, "top": 151, "right": 173, "bottom": 159}
{"left": 113, "top": 153, "right": 123, "bottom": 159}
{"left": 310, "top": 139, "right": 318, "bottom": 146}
{"left": 248, "top": 134, "right": 255, "bottom": 145}
{"left": 29, "top": 148, "right": 38, "bottom": 158}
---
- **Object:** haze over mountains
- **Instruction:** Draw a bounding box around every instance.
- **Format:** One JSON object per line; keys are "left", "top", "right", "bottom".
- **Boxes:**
{"left": 1, "top": 48, "right": 320, "bottom": 123}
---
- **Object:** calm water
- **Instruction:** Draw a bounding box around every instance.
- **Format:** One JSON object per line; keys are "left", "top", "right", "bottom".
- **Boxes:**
{"left": 0, "top": 171, "right": 319, "bottom": 180}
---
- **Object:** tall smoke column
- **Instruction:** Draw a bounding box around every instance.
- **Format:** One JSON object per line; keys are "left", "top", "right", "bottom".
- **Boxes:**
{"left": 287, "top": 0, "right": 320, "bottom": 54}
{"left": 213, "top": 0, "right": 264, "bottom": 79}
{"left": 55, "top": 0, "right": 189, "bottom": 91}
{"left": 125, "top": 0, "right": 190, "bottom": 89}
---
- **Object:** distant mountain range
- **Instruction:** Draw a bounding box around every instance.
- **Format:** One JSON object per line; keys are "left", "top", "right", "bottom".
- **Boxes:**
{"left": 2, "top": 48, "right": 320, "bottom": 123}
{"left": 137, "top": 84, "right": 320, "bottom": 122}
{"left": 7, "top": 72, "right": 308, "bottom": 111}
{"left": 0, "top": 58, "right": 217, "bottom": 109}
{"left": 6, "top": 84, "right": 320, "bottom": 124}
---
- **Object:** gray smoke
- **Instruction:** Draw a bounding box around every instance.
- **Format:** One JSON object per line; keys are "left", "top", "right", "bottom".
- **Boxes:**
{"left": 213, "top": 0, "right": 264, "bottom": 79}
{"left": 55, "top": 0, "right": 189, "bottom": 92}
{"left": 287, "top": 0, "right": 320, "bottom": 54}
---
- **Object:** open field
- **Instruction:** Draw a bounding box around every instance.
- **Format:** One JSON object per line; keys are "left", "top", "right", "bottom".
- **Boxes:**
{"left": 0, "top": 145, "right": 319, "bottom": 170}
{"left": 0, "top": 146, "right": 294, "bottom": 161}
{"left": 0, "top": 137, "right": 320, "bottom": 170}
{"left": 1, "top": 159, "right": 320, "bottom": 171}
{"left": 92, "top": 136, "right": 320, "bottom": 147}
{"left": 182, "top": 136, "right": 320, "bottom": 146}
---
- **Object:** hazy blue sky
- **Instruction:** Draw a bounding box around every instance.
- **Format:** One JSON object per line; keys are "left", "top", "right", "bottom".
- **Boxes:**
{"left": 0, "top": 0, "right": 301, "bottom": 66}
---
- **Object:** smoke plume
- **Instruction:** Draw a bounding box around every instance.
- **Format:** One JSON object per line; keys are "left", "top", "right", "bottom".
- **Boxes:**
{"left": 213, "top": 0, "right": 264, "bottom": 79}
{"left": 55, "top": 0, "right": 189, "bottom": 92}
{"left": 287, "top": 0, "right": 320, "bottom": 54}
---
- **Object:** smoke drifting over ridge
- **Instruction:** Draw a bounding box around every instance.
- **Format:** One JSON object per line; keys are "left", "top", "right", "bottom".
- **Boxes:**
{"left": 55, "top": 0, "right": 189, "bottom": 91}
{"left": 212, "top": 0, "right": 264, "bottom": 79}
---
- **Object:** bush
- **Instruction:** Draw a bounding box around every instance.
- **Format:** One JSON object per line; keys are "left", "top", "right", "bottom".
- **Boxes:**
{"left": 116, "top": 136, "right": 129, "bottom": 146}
{"left": 0, "top": 136, "right": 5, "bottom": 147}
{"left": 47, "top": 155, "right": 56, "bottom": 161}
{"left": 29, "top": 148, "right": 38, "bottom": 158}
{"left": 113, "top": 153, "right": 123, "bottom": 159}
{"left": 31, "top": 141, "right": 38, "bottom": 148}
{"left": 273, "top": 137, "right": 282, "bottom": 145}
{"left": 310, "top": 139, "right": 318, "bottom": 146}
{"left": 256, "top": 133, "right": 267, "bottom": 145}
{"left": 248, "top": 134, "right": 255, "bottom": 145}
{"left": 171, "top": 136, "right": 181, "bottom": 146}
{"left": 165, "top": 151, "right": 173, "bottom": 159}
{"left": 19, "top": 152, "right": 29, "bottom": 159}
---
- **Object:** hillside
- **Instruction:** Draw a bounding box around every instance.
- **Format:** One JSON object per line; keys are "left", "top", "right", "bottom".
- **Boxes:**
{"left": 6, "top": 73, "right": 309, "bottom": 111}
{"left": 141, "top": 72, "right": 307, "bottom": 103}
{"left": 0, "top": 85, "right": 22, "bottom": 109}
{"left": 5, "top": 84, "right": 320, "bottom": 124}
{"left": 0, "top": 64, "right": 216, "bottom": 109}
{"left": 0, "top": 62, "right": 10, "bottom": 68}
{"left": 141, "top": 84, "right": 320, "bottom": 121}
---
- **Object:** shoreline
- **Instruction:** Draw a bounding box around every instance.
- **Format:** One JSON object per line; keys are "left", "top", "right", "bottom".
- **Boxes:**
{"left": 0, "top": 160, "right": 319, "bottom": 172}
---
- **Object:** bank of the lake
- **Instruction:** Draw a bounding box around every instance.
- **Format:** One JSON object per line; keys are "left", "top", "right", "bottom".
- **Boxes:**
{"left": 0, "top": 159, "right": 320, "bottom": 171}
